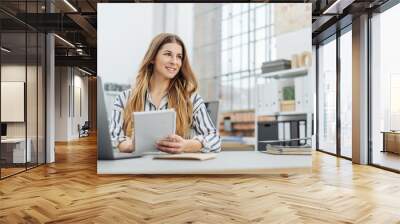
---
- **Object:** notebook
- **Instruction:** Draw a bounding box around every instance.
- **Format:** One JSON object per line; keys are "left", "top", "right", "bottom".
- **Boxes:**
{"left": 153, "top": 153, "right": 217, "bottom": 161}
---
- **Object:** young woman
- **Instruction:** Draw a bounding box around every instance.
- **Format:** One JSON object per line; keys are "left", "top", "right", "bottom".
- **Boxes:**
{"left": 110, "top": 33, "right": 221, "bottom": 154}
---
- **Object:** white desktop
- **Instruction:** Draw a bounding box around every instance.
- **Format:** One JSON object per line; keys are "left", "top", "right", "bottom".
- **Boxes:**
{"left": 1, "top": 124, "right": 32, "bottom": 163}
{"left": 97, "top": 151, "right": 312, "bottom": 174}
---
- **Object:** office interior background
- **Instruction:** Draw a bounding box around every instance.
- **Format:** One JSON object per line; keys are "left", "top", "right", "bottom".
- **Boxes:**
{"left": 0, "top": 0, "right": 400, "bottom": 178}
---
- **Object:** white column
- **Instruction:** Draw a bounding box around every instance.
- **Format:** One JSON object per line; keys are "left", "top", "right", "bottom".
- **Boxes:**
{"left": 352, "top": 14, "right": 369, "bottom": 164}
{"left": 46, "top": 33, "right": 55, "bottom": 163}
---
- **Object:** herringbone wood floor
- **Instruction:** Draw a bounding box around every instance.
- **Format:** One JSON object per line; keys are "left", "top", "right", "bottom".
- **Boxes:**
{"left": 1, "top": 134, "right": 400, "bottom": 223}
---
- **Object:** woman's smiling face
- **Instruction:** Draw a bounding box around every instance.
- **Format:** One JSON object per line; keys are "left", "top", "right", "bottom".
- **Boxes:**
{"left": 152, "top": 42, "right": 183, "bottom": 79}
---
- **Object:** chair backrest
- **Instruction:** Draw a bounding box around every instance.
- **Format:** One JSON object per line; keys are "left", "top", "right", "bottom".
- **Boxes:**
{"left": 83, "top": 121, "right": 90, "bottom": 128}
{"left": 204, "top": 101, "right": 219, "bottom": 128}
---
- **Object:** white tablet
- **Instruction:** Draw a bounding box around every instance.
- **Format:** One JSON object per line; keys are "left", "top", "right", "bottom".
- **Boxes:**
{"left": 133, "top": 109, "right": 176, "bottom": 155}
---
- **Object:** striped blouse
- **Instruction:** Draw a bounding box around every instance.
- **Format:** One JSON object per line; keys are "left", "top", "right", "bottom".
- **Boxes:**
{"left": 109, "top": 89, "right": 221, "bottom": 153}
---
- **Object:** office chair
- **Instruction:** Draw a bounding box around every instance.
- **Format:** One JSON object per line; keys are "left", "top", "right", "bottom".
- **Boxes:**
{"left": 204, "top": 101, "right": 219, "bottom": 128}
{"left": 79, "top": 121, "right": 90, "bottom": 138}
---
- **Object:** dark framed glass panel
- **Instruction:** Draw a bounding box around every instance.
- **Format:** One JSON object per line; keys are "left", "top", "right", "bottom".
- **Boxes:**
{"left": 1, "top": 26, "right": 28, "bottom": 178}
{"left": 0, "top": 0, "right": 46, "bottom": 179}
{"left": 371, "top": 3, "right": 400, "bottom": 171}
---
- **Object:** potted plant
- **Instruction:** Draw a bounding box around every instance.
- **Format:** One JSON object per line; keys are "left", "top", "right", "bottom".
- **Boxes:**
{"left": 280, "top": 86, "right": 295, "bottom": 112}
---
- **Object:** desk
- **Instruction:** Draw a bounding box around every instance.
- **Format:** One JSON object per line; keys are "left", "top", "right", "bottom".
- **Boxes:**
{"left": 381, "top": 131, "right": 400, "bottom": 154}
{"left": 382, "top": 131, "right": 400, "bottom": 154}
{"left": 1, "top": 138, "right": 31, "bottom": 163}
{"left": 97, "top": 151, "right": 312, "bottom": 174}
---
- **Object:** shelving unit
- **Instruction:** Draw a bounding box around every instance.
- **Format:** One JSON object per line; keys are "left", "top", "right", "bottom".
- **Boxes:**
{"left": 260, "top": 67, "right": 308, "bottom": 80}
{"left": 256, "top": 67, "right": 312, "bottom": 116}
{"left": 255, "top": 66, "right": 314, "bottom": 151}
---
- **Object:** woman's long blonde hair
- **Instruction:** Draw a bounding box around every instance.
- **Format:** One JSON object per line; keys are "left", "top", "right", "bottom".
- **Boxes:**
{"left": 123, "top": 33, "right": 198, "bottom": 138}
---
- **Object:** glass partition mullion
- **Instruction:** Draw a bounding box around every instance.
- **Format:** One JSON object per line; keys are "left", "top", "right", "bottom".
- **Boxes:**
{"left": 339, "top": 27, "right": 353, "bottom": 159}
{"left": 317, "top": 36, "right": 337, "bottom": 155}
{"left": 336, "top": 30, "right": 341, "bottom": 157}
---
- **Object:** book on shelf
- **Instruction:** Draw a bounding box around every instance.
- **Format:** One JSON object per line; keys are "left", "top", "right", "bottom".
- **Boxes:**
{"left": 263, "top": 144, "right": 312, "bottom": 155}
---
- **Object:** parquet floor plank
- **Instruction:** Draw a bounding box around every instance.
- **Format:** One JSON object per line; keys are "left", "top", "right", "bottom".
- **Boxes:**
{"left": 1, "top": 134, "right": 400, "bottom": 223}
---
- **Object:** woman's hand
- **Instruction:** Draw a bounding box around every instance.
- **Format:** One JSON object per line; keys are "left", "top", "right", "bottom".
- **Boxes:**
{"left": 156, "top": 134, "right": 189, "bottom": 154}
{"left": 118, "top": 137, "right": 134, "bottom": 153}
{"left": 156, "top": 134, "right": 203, "bottom": 153}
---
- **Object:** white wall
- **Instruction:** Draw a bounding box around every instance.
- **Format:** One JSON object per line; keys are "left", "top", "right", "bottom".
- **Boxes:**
{"left": 1, "top": 65, "right": 26, "bottom": 81}
{"left": 80, "top": 76, "right": 89, "bottom": 125}
{"left": 55, "top": 67, "right": 68, "bottom": 141}
{"left": 55, "top": 67, "right": 89, "bottom": 141}
{"left": 72, "top": 74, "right": 89, "bottom": 138}
{"left": 162, "top": 4, "right": 194, "bottom": 59}
{"left": 1, "top": 65, "right": 36, "bottom": 137}
{"left": 98, "top": 3, "right": 154, "bottom": 86}
{"left": 275, "top": 27, "right": 312, "bottom": 60}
